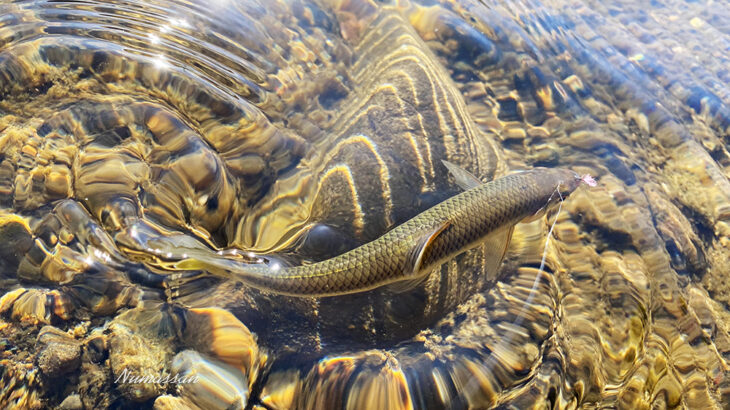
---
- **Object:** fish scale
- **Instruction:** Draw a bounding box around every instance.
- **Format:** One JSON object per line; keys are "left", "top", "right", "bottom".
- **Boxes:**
{"left": 221, "top": 168, "right": 583, "bottom": 296}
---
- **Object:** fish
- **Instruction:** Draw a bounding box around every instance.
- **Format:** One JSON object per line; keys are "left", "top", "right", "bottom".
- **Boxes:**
{"left": 175, "top": 164, "right": 588, "bottom": 297}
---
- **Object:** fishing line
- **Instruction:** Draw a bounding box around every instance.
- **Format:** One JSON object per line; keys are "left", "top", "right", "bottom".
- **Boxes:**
{"left": 495, "top": 184, "right": 563, "bottom": 335}
{"left": 462, "top": 183, "right": 565, "bottom": 400}
{"left": 523, "top": 185, "right": 563, "bottom": 313}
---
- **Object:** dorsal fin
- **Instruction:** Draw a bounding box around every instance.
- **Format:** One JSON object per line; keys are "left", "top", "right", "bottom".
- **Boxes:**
{"left": 442, "top": 160, "right": 482, "bottom": 190}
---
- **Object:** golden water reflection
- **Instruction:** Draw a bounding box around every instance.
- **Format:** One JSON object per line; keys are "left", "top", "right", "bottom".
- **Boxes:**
{"left": 0, "top": 0, "right": 729, "bottom": 408}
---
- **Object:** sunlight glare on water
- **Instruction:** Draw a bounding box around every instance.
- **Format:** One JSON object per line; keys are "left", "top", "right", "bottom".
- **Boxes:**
{"left": 0, "top": 0, "right": 729, "bottom": 408}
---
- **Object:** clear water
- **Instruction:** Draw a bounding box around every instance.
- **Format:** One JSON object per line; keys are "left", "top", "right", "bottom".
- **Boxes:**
{"left": 0, "top": 0, "right": 729, "bottom": 408}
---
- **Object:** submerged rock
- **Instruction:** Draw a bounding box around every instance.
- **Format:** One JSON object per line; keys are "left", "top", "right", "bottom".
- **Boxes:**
{"left": 170, "top": 350, "right": 249, "bottom": 410}
{"left": 181, "top": 307, "right": 265, "bottom": 389}
{"left": 77, "top": 361, "right": 112, "bottom": 410}
{"left": 58, "top": 394, "right": 83, "bottom": 410}
{"left": 0, "top": 0, "right": 730, "bottom": 407}
{"left": 0, "top": 288, "right": 73, "bottom": 325}
{"left": 259, "top": 369, "right": 302, "bottom": 410}
{"left": 108, "top": 322, "right": 168, "bottom": 402}
{"left": 36, "top": 326, "right": 81, "bottom": 378}
{"left": 0, "top": 320, "right": 44, "bottom": 408}
{"left": 153, "top": 395, "right": 196, "bottom": 410}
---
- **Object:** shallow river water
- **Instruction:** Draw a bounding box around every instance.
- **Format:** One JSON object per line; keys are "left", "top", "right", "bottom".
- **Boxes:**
{"left": 1, "top": 0, "right": 730, "bottom": 408}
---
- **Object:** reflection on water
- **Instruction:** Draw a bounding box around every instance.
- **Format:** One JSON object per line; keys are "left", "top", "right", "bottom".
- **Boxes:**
{"left": 1, "top": 0, "right": 729, "bottom": 408}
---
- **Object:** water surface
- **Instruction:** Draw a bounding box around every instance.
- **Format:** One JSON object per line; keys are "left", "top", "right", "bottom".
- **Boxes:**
{"left": 1, "top": 0, "right": 729, "bottom": 408}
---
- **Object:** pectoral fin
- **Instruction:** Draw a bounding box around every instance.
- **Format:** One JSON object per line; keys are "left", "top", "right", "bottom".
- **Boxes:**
{"left": 407, "top": 220, "right": 451, "bottom": 275}
{"left": 442, "top": 160, "right": 482, "bottom": 190}
{"left": 389, "top": 223, "right": 513, "bottom": 295}
{"left": 386, "top": 222, "right": 449, "bottom": 294}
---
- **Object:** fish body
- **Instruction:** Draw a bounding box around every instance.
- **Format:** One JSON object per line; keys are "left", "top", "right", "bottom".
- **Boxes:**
{"left": 183, "top": 167, "right": 584, "bottom": 296}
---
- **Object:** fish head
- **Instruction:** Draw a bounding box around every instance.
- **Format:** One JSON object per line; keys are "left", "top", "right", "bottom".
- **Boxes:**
{"left": 552, "top": 168, "right": 585, "bottom": 201}
{"left": 522, "top": 168, "right": 588, "bottom": 222}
